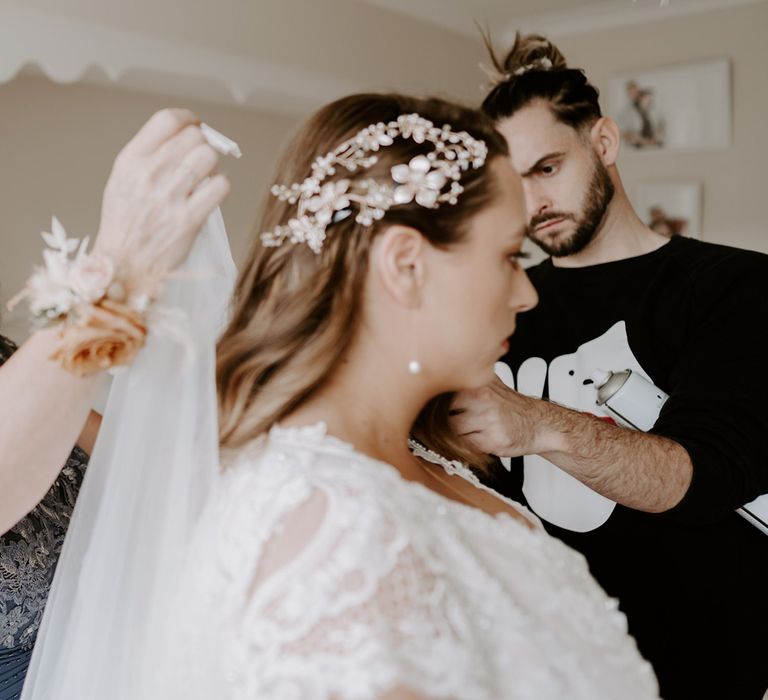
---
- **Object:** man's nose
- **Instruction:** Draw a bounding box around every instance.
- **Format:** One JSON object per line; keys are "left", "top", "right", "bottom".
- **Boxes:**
{"left": 523, "top": 180, "right": 551, "bottom": 220}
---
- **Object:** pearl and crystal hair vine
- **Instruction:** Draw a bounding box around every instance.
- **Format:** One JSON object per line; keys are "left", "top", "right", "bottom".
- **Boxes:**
{"left": 260, "top": 113, "right": 489, "bottom": 254}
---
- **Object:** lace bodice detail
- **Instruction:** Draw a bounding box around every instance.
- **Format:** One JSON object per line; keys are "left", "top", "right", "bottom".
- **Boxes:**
{"left": 161, "top": 423, "right": 659, "bottom": 700}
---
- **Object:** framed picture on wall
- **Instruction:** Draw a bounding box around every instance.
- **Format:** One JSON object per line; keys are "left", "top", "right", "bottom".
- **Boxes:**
{"left": 633, "top": 180, "right": 702, "bottom": 239}
{"left": 606, "top": 58, "right": 731, "bottom": 153}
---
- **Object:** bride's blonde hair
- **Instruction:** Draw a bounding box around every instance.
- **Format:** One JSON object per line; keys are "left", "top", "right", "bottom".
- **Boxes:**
{"left": 217, "top": 93, "right": 507, "bottom": 468}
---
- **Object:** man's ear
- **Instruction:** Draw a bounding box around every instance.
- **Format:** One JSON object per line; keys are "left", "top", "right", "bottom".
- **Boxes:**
{"left": 370, "top": 225, "right": 425, "bottom": 306}
{"left": 589, "top": 116, "right": 620, "bottom": 168}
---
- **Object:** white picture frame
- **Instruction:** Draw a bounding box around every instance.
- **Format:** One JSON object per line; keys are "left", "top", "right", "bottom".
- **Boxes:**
{"left": 606, "top": 58, "right": 731, "bottom": 153}
{"left": 633, "top": 180, "right": 703, "bottom": 240}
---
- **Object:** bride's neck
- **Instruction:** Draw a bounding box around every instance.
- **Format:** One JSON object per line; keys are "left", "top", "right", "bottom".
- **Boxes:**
{"left": 281, "top": 344, "right": 431, "bottom": 469}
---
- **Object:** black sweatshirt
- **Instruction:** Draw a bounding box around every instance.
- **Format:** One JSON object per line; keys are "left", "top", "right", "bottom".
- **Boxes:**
{"left": 495, "top": 236, "right": 768, "bottom": 700}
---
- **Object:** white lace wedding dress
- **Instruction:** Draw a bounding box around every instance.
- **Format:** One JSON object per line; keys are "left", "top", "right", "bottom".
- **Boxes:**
{"left": 156, "top": 422, "right": 659, "bottom": 700}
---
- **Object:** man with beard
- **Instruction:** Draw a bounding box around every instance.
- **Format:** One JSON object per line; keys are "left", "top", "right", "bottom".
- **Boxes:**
{"left": 450, "top": 32, "right": 768, "bottom": 700}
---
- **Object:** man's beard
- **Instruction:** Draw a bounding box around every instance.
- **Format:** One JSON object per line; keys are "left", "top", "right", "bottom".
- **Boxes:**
{"left": 528, "top": 158, "right": 615, "bottom": 258}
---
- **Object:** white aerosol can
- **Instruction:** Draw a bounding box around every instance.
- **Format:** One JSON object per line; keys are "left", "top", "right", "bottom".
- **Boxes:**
{"left": 592, "top": 369, "right": 668, "bottom": 431}
{"left": 593, "top": 368, "right": 768, "bottom": 534}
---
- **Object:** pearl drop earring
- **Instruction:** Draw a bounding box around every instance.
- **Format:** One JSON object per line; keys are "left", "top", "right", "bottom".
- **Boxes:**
{"left": 408, "top": 307, "right": 421, "bottom": 375}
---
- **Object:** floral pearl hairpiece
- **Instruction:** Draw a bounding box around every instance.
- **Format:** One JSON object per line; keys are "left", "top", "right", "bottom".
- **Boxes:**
{"left": 260, "top": 113, "right": 488, "bottom": 254}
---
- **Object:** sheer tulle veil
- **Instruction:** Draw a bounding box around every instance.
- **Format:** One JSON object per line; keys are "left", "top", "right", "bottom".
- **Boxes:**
{"left": 21, "top": 210, "right": 236, "bottom": 699}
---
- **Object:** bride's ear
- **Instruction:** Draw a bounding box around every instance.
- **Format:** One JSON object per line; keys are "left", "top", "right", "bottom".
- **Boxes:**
{"left": 370, "top": 225, "right": 425, "bottom": 307}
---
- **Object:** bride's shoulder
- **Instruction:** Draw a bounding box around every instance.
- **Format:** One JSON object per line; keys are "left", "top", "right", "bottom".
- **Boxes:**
{"left": 201, "top": 423, "right": 421, "bottom": 583}
{"left": 217, "top": 422, "right": 403, "bottom": 511}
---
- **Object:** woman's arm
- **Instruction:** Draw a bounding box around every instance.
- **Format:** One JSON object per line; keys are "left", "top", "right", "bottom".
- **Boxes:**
{"left": 0, "top": 108, "right": 230, "bottom": 532}
{"left": 0, "top": 327, "right": 102, "bottom": 531}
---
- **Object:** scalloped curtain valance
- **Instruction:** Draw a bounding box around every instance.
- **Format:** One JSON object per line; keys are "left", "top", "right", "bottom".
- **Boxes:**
{"left": 0, "top": 4, "right": 355, "bottom": 113}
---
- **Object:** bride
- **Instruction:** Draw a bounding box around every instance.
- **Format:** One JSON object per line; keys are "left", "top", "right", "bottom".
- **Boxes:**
{"left": 23, "top": 93, "right": 659, "bottom": 699}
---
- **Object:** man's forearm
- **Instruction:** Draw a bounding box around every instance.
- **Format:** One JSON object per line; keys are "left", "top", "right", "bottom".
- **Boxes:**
{"left": 535, "top": 400, "right": 693, "bottom": 513}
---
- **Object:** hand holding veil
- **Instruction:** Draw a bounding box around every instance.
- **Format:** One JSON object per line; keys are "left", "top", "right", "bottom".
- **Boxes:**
{"left": 21, "top": 208, "right": 236, "bottom": 699}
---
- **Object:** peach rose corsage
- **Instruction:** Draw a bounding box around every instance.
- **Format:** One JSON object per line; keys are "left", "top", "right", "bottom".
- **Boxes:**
{"left": 50, "top": 299, "right": 147, "bottom": 377}
{"left": 8, "top": 217, "right": 150, "bottom": 376}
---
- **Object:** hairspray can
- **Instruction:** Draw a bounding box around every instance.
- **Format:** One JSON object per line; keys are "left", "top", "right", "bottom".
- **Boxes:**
{"left": 592, "top": 369, "right": 669, "bottom": 431}
{"left": 593, "top": 369, "right": 768, "bottom": 534}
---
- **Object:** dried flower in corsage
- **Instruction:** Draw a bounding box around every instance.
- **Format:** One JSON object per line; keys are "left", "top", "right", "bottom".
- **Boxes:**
{"left": 8, "top": 217, "right": 148, "bottom": 376}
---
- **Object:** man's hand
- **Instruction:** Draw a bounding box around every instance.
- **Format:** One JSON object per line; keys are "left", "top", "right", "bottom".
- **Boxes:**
{"left": 450, "top": 377, "right": 692, "bottom": 513}
{"left": 449, "top": 378, "right": 556, "bottom": 458}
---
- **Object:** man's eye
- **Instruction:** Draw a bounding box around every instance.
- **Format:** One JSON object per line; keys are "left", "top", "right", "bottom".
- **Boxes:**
{"left": 540, "top": 163, "right": 558, "bottom": 175}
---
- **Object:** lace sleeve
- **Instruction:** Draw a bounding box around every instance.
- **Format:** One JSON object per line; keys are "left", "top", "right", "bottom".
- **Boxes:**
{"left": 228, "top": 480, "right": 461, "bottom": 700}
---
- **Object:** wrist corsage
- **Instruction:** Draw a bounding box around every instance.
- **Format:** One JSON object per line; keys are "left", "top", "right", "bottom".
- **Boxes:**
{"left": 8, "top": 217, "right": 148, "bottom": 376}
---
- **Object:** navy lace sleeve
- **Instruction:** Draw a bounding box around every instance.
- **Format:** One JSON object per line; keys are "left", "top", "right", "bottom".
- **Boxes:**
{"left": 0, "top": 335, "right": 89, "bottom": 651}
